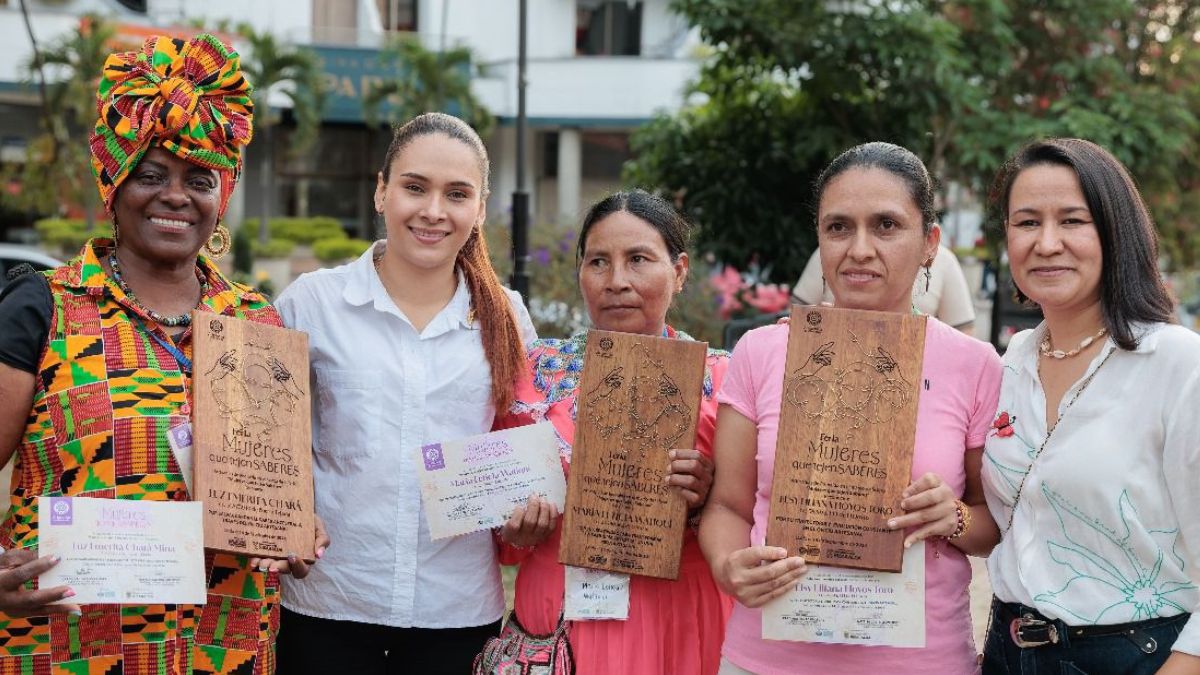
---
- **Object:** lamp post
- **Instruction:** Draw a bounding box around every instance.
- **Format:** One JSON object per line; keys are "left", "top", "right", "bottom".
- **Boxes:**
{"left": 510, "top": 0, "right": 531, "bottom": 299}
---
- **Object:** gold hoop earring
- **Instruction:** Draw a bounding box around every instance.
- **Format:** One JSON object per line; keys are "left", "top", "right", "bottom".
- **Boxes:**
{"left": 205, "top": 224, "right": 232, "bottom": 258}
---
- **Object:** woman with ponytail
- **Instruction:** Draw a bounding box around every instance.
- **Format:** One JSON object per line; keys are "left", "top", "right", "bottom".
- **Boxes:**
{"left": 273, "top": 113, "right": 537, "bottom": 674}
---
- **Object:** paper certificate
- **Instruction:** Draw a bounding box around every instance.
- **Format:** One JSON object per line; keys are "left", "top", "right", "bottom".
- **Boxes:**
{"left": 417, "top": 422, "right": 567, "bottom": 540}
{"left": 563, "top": 566, "right": 631, "bottom": 620}
{"left": 38, "top": 496, "right": 206, "bottom": 605}
{"left": 762, "top": 540, "right": 925, "bottom": 647}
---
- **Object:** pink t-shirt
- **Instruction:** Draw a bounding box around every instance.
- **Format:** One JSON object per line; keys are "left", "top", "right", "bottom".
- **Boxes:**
{"left": 717, "top": 318, "right": 1002, "bottom": 675}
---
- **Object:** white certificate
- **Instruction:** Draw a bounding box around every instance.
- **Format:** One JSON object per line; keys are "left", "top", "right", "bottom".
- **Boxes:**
{"left": 417, "top": 422, "right": 567, "bottom": 540}
{"left": 38, "top": 496, "right": 206, "bottom": 605}
{"left": 563, "top": 566, "right": 631, "bottom": 621}
{"left": 762, "top": 540, "right": 925, "bottom": 647}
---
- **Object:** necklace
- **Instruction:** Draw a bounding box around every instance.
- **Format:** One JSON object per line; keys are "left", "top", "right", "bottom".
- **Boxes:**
{"left": 1006, "top": 348, "right": 1114, "bottom": 532}
{"left": 1039, "top": 326, "right": 1107, "bottom": 359}
{"left": 108, "top": 253, "right": 207, "bottom": 327}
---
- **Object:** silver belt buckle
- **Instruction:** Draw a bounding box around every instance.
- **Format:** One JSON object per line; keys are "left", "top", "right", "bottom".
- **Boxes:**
{"left": 1010, "top": 615, "right": 1060, "bottom": 648}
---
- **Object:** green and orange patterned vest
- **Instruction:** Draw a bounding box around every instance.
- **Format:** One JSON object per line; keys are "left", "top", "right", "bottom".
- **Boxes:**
{"left": 0, "top": 240, "right": 283, "bottom": 675}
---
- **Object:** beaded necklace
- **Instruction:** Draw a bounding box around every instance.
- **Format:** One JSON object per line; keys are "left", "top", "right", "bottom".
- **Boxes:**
{"left": 108, "top": 252, "right": 208, "bottom": 327}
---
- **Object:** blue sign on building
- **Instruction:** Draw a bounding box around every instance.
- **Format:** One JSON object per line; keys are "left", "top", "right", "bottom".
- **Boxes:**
{"left": 312, "top": 45, "right": 470, "bottom": 124}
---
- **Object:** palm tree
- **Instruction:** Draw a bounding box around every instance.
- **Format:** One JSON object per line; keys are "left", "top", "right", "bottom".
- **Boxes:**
{"left": 236, "top": 24, "right": 326, "bottom": 244}
{"left": 10, "top": 12, "right": 114, "bottom": 230}
{"left": 362, "top": 35, "right": 493, "bottom": 137}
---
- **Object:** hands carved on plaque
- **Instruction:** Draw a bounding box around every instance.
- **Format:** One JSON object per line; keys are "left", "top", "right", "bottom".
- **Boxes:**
{"left": 204, "top": 345, "right": 305, "bottom": 436}
{"left": 582, "top": 343, "right": 693, "bottom": 459}
{"left": 784, "top": 329, "right": 913, "bottom": 429}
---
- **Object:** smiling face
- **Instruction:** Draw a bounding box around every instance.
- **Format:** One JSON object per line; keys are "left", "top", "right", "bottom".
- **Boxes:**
{"left": 817, "top": 167, "right": 939, "bottom": 314}
{"left": 112, "top": 146, "right": 221, "bottom": 264}
{"left": 1005, "top": 163, "right": 1103, "bottom": 314}
{"left": 374, "top": 133, "right": 486, "bottom": 279}
{"left": 579, "top": 210, "right": 688, "bottom": 336}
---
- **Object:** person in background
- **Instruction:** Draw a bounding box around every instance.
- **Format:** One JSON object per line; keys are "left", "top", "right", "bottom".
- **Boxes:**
{"left": 981, "top": 138, "right": 1200, "bottom": 675}
{"left": 0, "top": 34, "right": 326, "bottom": 674}
{"left": 702, "top": 142, "right": 1002, "bottom": 675}
{"left": 792, "top": 242, "right": 977, "bottom": 333}
{"left": 274, "top": 112, "right": 538, "bottom": 675}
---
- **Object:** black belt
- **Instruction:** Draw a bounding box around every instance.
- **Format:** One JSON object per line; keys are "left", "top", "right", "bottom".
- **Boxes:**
{"left": 996, "top": 601, "right": 1188, "bottom": 653}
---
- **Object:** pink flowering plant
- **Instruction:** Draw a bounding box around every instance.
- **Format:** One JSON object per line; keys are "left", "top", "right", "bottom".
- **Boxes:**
{"left": 708, "top": 261, "right": 791, "bottom": 321}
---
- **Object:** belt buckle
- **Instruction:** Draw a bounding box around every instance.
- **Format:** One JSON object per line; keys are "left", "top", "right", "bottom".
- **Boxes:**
{"left": 1010, "top": 615, "right": 1060, "bottom": 648}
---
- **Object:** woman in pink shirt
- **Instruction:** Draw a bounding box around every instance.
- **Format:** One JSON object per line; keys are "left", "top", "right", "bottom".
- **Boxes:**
{"left": 699, "top": 142, "right": 1003, "bottom": 675}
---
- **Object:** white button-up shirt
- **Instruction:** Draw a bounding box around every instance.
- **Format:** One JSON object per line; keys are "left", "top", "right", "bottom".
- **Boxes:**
{"left": 982, "top": 322, "right": 1200, "bottom": 655}
{"left": 275, "top": 243, "right": 536, "bottom": 628}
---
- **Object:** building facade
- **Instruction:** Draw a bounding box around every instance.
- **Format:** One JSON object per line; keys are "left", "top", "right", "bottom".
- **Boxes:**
{"left": 0, "top": 0, "right": 700, "bottom": 240}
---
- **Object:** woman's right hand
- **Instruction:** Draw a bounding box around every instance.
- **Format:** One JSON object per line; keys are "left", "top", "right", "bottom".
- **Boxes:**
{"left": 717, "top": 546, "right": 807, "bottom": 608}
{"left": 0, "top": 549, "right": 81, "bottom": 616}
{"left": 499, "top": 494, "right": 558, "bottom": 549}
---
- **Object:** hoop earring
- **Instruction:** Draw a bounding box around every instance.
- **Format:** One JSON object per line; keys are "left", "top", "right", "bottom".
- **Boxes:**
{"left": 205, "top": 224, "right": 232, "bottom": 258}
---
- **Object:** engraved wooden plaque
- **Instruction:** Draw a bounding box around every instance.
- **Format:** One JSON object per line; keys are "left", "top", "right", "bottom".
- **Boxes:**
{"left": 192, "top": 312, "right": 316, "bottom": 561}
{"left": 558, "top": 330, "right": 707, "bottom": 580}
{"left": 766, "top": 306, "right": 926, "bottom": 572}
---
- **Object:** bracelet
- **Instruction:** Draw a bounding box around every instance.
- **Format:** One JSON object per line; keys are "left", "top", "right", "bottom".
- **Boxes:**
{"left": 946, "top": 500, "right": 972, "bottom": 540}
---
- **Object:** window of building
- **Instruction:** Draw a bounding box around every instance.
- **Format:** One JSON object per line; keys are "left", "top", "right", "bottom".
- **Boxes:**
{"left": 576, "top": 0, "right": 642, "bottom": 56}
{"left": 377, "top": 0, "right": 418, "bottom": 32}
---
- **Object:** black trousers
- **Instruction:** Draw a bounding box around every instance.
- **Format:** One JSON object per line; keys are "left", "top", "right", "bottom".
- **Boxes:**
{"left": 277, "top": 606, "right": 501, "bottom": 675}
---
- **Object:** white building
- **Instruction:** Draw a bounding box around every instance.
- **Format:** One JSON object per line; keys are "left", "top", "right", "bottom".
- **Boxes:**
{"left": 0, "top": 0, "right": 701, "bottom": 238}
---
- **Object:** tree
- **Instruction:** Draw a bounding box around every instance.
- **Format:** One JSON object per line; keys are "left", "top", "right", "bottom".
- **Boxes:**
{"left": 2, "top": 13, "right": 114, "bottom": 230}
{"left": 235, "top": 24, "right": 326, "bottom": 244}
{"left": 362, "top": 35, "right": 493, "bottom": 137}
{"left": 626, "top": 1, "right": 1200, "bottom": 281}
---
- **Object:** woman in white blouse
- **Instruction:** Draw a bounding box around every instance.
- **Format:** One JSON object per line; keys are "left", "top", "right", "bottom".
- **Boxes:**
{"left": 272, "top": 113, "right": 540, "bottom": 674}
{"left": 981, "top": 138, "right": 1200, "bottom": 674}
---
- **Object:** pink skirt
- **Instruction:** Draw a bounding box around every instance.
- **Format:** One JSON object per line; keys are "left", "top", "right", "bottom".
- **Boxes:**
{"left": 512, "top": 531, "right": 732, "bottom": 675}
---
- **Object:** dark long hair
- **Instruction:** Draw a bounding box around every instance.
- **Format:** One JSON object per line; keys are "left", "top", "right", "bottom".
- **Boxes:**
{"left": 991, "top": 138, "right": 1174, "bottom": 350}
{"left": 380, "top": 113, "right": 524, "bottom": 411}
{"left": 813, "top": 142, "right": 937, "bottom": 234}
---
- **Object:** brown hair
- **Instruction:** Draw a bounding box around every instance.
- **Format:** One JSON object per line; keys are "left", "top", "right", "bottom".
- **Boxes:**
{"left": 381, "top": 112, "right": 524, "bottom": 411}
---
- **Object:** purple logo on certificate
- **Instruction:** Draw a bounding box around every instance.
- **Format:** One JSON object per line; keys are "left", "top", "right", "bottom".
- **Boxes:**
{"left": 49, "top": 497, "right": 73, "bottom": 526}
{"left": 422, "top": 444, "right": 446, "bottom": 471}
{"left": 168, "top": 423, "right": 192, "bottom": 449}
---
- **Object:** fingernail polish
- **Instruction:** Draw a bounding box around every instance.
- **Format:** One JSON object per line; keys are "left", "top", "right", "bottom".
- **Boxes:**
{"left": 316, "top": 547, "right": 326, "bottom": 559}
{"left": 63, "top": 588, "right": 75, "bottom": 598}
{"left": 887, "top": 520, "right": 897, "bottom": 529}
{"left": 69, "top": 608, "right": 82, "bottom": 616}
{"left": 50, "top": 556, "right": 61, "bottom": 564}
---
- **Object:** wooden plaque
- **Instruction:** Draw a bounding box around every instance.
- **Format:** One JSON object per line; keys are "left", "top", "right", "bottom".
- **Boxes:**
{"left": 766, "top": 306, "right": 926, "bottom": 572}
{"left": 558, "top": 330, "right": 707, "bottom": 580}
{"left": 192, "top": 313, "right": 316, "bottom": 561}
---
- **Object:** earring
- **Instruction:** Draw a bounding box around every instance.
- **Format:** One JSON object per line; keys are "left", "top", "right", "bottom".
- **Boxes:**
{"left": 111, "top": 216, "right": 121, "bottom": 249}
{"left": 923, "top": 259, "right": 933, "bottom": 294}
{"left": 821, "top": 275, "right": 827, "bottom": 298}
{"left": 205, "top": 224, "right": 232, "bottom": 258}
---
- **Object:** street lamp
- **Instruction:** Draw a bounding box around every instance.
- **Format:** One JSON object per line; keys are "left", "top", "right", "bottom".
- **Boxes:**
{"left": 510, "top": 0, "right": 531, "bottom": 299}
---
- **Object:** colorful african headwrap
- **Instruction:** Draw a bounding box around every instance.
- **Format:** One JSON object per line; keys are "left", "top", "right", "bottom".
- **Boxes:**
{"left": 89, "top": 33, "right": 254, "bottom": 218}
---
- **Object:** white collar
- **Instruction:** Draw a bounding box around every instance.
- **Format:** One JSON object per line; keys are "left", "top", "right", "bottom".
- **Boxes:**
{"left": 342, "top": 241, "right": 476, "bottom": 333}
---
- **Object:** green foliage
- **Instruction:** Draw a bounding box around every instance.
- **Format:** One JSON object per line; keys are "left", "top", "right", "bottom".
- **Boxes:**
{"left": 254, "top": 238, "right": 295, "bottom": 259}
{"left": 1, "top": 15, "right": 114, "bottom": 224}
{"left": 235, "top": 24, "right": 326, "bottom": 152}
{"left": 240, "top": 217, "right": 346, "bottom": 245}
{"left": 629, "top": 0, "right": 1200, "bottom": 277}
{"left": 232, "top": 223, "right": 254, "bottom": 274}
{"left": 363, "top": 36, "right": 494, "bottom": 137}
{"left": 313, "top": 237, "right": 372, "bottom": 263}
{"left": 33, "top": 217, "right": 112, "bottom": 254}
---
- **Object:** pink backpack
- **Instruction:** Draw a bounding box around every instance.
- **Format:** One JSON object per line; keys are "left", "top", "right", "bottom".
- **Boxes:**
{"left": 473, "top": 612, "right": 574, "bottom": 675}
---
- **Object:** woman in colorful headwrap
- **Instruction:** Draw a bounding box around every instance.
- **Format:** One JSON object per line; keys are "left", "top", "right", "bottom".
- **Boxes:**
{"left": 0, "top": 34, "right": 326, "bottom": 674}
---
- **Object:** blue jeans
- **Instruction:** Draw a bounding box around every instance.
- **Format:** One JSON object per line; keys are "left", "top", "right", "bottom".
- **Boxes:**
{"left": 982, "top": 599, "right": 1188, "bottom": 675}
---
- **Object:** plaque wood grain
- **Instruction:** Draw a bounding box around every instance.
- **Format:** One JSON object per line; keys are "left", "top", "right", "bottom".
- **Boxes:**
{"left": 558, "top": 330, "right": 707, "bottom": 580}
{"left": 192, "top": 312, "right": 316, "bottom": 561}
{"left": 766, "top": 306, "right": 926, "bottom": 572}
